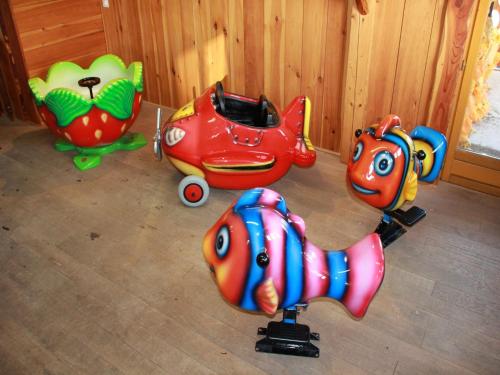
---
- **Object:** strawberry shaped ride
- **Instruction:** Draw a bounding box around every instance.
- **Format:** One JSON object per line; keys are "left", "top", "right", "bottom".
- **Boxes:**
{"left": 29, "top": 54, "right": 146, "bottom": 170}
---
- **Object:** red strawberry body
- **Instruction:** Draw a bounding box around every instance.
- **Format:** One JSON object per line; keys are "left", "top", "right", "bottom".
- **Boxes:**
{"left": 39, "top": 93, "right": 143, "bottom": 148}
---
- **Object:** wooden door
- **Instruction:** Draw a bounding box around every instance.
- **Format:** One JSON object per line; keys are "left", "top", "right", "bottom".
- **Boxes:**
{"left": 443, "top": 0, "right": 500, "bottom": 196}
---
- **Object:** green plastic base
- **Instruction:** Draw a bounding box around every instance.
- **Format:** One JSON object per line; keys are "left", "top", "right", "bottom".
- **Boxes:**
{"left": 54, "top": 132, "right": 147, "bottom": 171}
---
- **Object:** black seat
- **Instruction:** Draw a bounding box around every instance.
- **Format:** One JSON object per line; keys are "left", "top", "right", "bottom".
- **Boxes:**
{"left": 213, "top": 81, "right": 278, "bottom": 127}
{"left": 255, "top": 95, "right": 269, "bottom": 126}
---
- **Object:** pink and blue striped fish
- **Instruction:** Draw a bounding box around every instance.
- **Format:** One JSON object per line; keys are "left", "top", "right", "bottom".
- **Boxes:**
{"left": 203, "top": 188, "right": 385, "bottom": 318}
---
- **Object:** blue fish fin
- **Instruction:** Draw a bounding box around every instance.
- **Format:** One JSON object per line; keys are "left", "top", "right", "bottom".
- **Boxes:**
{"left": 410, "top": 126, "right": 447, "bottom": 183}
{"left": 233, "top": 188, "right": 288, "bottom": 216}
{"left": 233, "top": 188, "right": 264, "bottom": 213}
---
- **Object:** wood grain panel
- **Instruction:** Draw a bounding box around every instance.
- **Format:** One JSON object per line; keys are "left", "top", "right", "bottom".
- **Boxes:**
{"left": 193, "top": 0, "right": 215, "bottom": 92}
{"left": 263, "top": 0, "right": 285, "bottom": 108}
{"left": 96, "top": 0, "right": 482, "bottom": 158}
{"left": 23, "top": 31, "right": 107, "bottom": 78}
{"left": 300, "top": 0, "right": 328, "bottom": 147}
{"left": 363, "top": 0, "right": 406, "bottom": 126}
{"left": 350, "top": 0, "right": 376, "bottom": 137}
{"left": 163, "top": 0, "right": 189, "bottom": 107}
{"left": 0, "top": 0, "right": 38, "bottom": 123}
{"left": 321, "top": 0, "right": 347, "bottom": 151}
{"left": 417, "top": 0, "right": 447, "bottom": 125}
{"left": 11, "top": 0, "right": 102, "bottom": 34}
{"left": 340, "top": 0, "right": 479, "bottom": 161}
{"left": 283, "top": 0, "right": 303, "bottom": 107}
{"left": 227, "top": 0, "right": 245, "bottom": 93}
{"left": 340, "top": 0, "right": 359, "bottom": 162}
{"left": 210, "top": 0, "right": 231, "bottom": 90}
{"left": 243, "top": 0, "right": 264, "bottom": 98}
{"left": 11, "top": 0, "right": 108, "bottom": 78}
{"left": 428, "top": 0, "right": 477, "bottom": 134}
{"left": 391, "top": 0, "right": 438, "bottom": 130}
{"left": 100, "top": 0, "right": 143, "bottom": 64}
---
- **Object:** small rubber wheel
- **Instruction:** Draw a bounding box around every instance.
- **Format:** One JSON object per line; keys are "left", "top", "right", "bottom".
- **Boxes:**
{"left": 178, "top": 175, "right": 209, "bottom": 207}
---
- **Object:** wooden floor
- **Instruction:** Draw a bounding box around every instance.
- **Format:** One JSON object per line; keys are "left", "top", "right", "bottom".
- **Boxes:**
{"left": 1, "top": 102, "right": 499, "bottom": 375}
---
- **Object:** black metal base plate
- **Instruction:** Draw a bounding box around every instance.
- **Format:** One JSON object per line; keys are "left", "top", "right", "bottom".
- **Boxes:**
{"left": 390, "top": 206, "right": 427, "bottom": 226}
{"left": 375, "top": 219, "right": 407, "bottom": 248}
{"left": 255, "top": 321, "right": 319, "bottom": 358}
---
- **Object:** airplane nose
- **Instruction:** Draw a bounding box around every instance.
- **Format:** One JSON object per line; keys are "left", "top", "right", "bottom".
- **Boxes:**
{"left": 165, "top": 127, "right": 185, "bottom": 146}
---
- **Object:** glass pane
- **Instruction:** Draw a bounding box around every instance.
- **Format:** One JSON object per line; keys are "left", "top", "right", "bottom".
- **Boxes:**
{"left": 458, "top": 2, "right": 500, "bottom": 160}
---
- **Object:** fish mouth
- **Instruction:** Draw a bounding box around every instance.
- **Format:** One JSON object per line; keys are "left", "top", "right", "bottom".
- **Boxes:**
{"left": 351, "top": 182, "right": 379, "bottom": 195}
{"left": 209, "top": 265, "right": 215, "bottom": 274}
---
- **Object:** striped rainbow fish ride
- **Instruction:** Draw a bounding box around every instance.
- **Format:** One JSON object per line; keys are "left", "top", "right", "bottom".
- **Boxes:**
{"left": 203, "top": 188, "right": 385, "bottom": 357}
{"left": 346, "top": 114, "right": 448, "bottom": 247}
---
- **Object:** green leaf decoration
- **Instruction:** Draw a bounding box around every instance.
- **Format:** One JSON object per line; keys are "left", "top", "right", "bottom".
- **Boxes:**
{"left": 94, "top": 79, "right": 135, "bottom": 120}
{"left": 73, "top": 154, "right": 102, "bottom": 170}
{"left": 54, "top": 138, "right": 76, "bottom": 152}
{"left": 28, "top": 77, "right": 47, "bottom": 106}
{"left": 45, "top": 89, "right": 92, "bottom": 126}
{"left": 128, "top": 62, "right": 143, "bottom": 92}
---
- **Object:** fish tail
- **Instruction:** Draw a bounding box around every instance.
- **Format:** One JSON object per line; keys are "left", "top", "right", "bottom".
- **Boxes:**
{"left": 410, "top": 126, "right": 447, "bottom": 183}
{"left": 325, "top": 233, "right": 384, "bottom": 319}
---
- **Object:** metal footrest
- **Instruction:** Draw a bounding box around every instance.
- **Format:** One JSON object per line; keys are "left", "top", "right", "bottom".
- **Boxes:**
{"left": 375, "top": 218, "right": 407, "bottom": 248}
{"left": 390, "top": 206, "right": 427, "bottom": 227}
{"left": 255, "top": 308, "right": 320, "bottom": 358}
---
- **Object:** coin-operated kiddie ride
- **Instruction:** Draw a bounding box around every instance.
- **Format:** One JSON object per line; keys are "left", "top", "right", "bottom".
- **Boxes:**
{"left": 28, "top": 54, "right": 146, "bottom": 170}
{"left": 154, "top": 81, "right": 316, "bottom": 206}
{"left": 347, "top": 114, "right": 447, "bottom": 247}
{"left": 203, "top": 188, "right": 385, "bottom": 357}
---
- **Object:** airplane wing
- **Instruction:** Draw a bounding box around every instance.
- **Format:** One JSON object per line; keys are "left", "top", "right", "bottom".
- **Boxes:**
{"left": 202, "top": 151, "right": 275, "bottom": 173}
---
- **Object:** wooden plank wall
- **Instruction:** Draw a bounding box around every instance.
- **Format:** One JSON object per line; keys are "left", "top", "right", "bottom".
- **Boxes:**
{"left": 7, "top": 0, "right": 479, "bottom": 155}
{"left": 10, "top": 0, "right": 107, "bottom": 79}
{"left": 101, "top": 0, "right": 348, "bottom": 152}
{"left": 340, "top": 0, "right": 478, "bottom": 161}
{"left": 102, "top": 0, "right": 476, "bottom": 154}
{"left": 0, "top": 0, "right": 38, "bottom": 122}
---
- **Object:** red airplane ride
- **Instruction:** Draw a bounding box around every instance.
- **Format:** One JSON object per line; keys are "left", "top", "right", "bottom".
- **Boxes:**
{"left": 154, "top": 82, "right": 316, "bottom": 206}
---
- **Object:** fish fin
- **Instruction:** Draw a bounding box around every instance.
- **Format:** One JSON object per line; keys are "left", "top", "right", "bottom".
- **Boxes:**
{"left": 233, "top": 188, "right": 288, "bottom": 216}
{"left": 233, "top": 188, "right": 264, "bottom": 212}
{"left": 289, "top": 213, "right": 306, "bottom": 237}
{"left": 404, "top": 171, "right": 418, "bottom": 202}
{"left": 410, "top": 126, "right": 447, "bottom": 182}
{"left": 256, "top": 278, "right": 279, "bottom": 315}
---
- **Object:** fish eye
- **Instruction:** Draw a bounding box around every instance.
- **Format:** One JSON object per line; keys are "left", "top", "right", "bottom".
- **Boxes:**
{"left": 256, "top": 252, "right": 269, "bottom": 268}
{"left": 215, "top": 226, "right": 230, "bottom": 258}
{"left": 373, "top": 151, "right": 395, "bottom": 176}
{"left": 352, "top": 142, "right": 363, "bottom": 162}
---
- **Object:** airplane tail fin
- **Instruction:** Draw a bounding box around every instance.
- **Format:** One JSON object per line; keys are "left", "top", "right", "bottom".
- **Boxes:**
{"left": 282, "top": 96, "right": 316, "bottom": 168}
